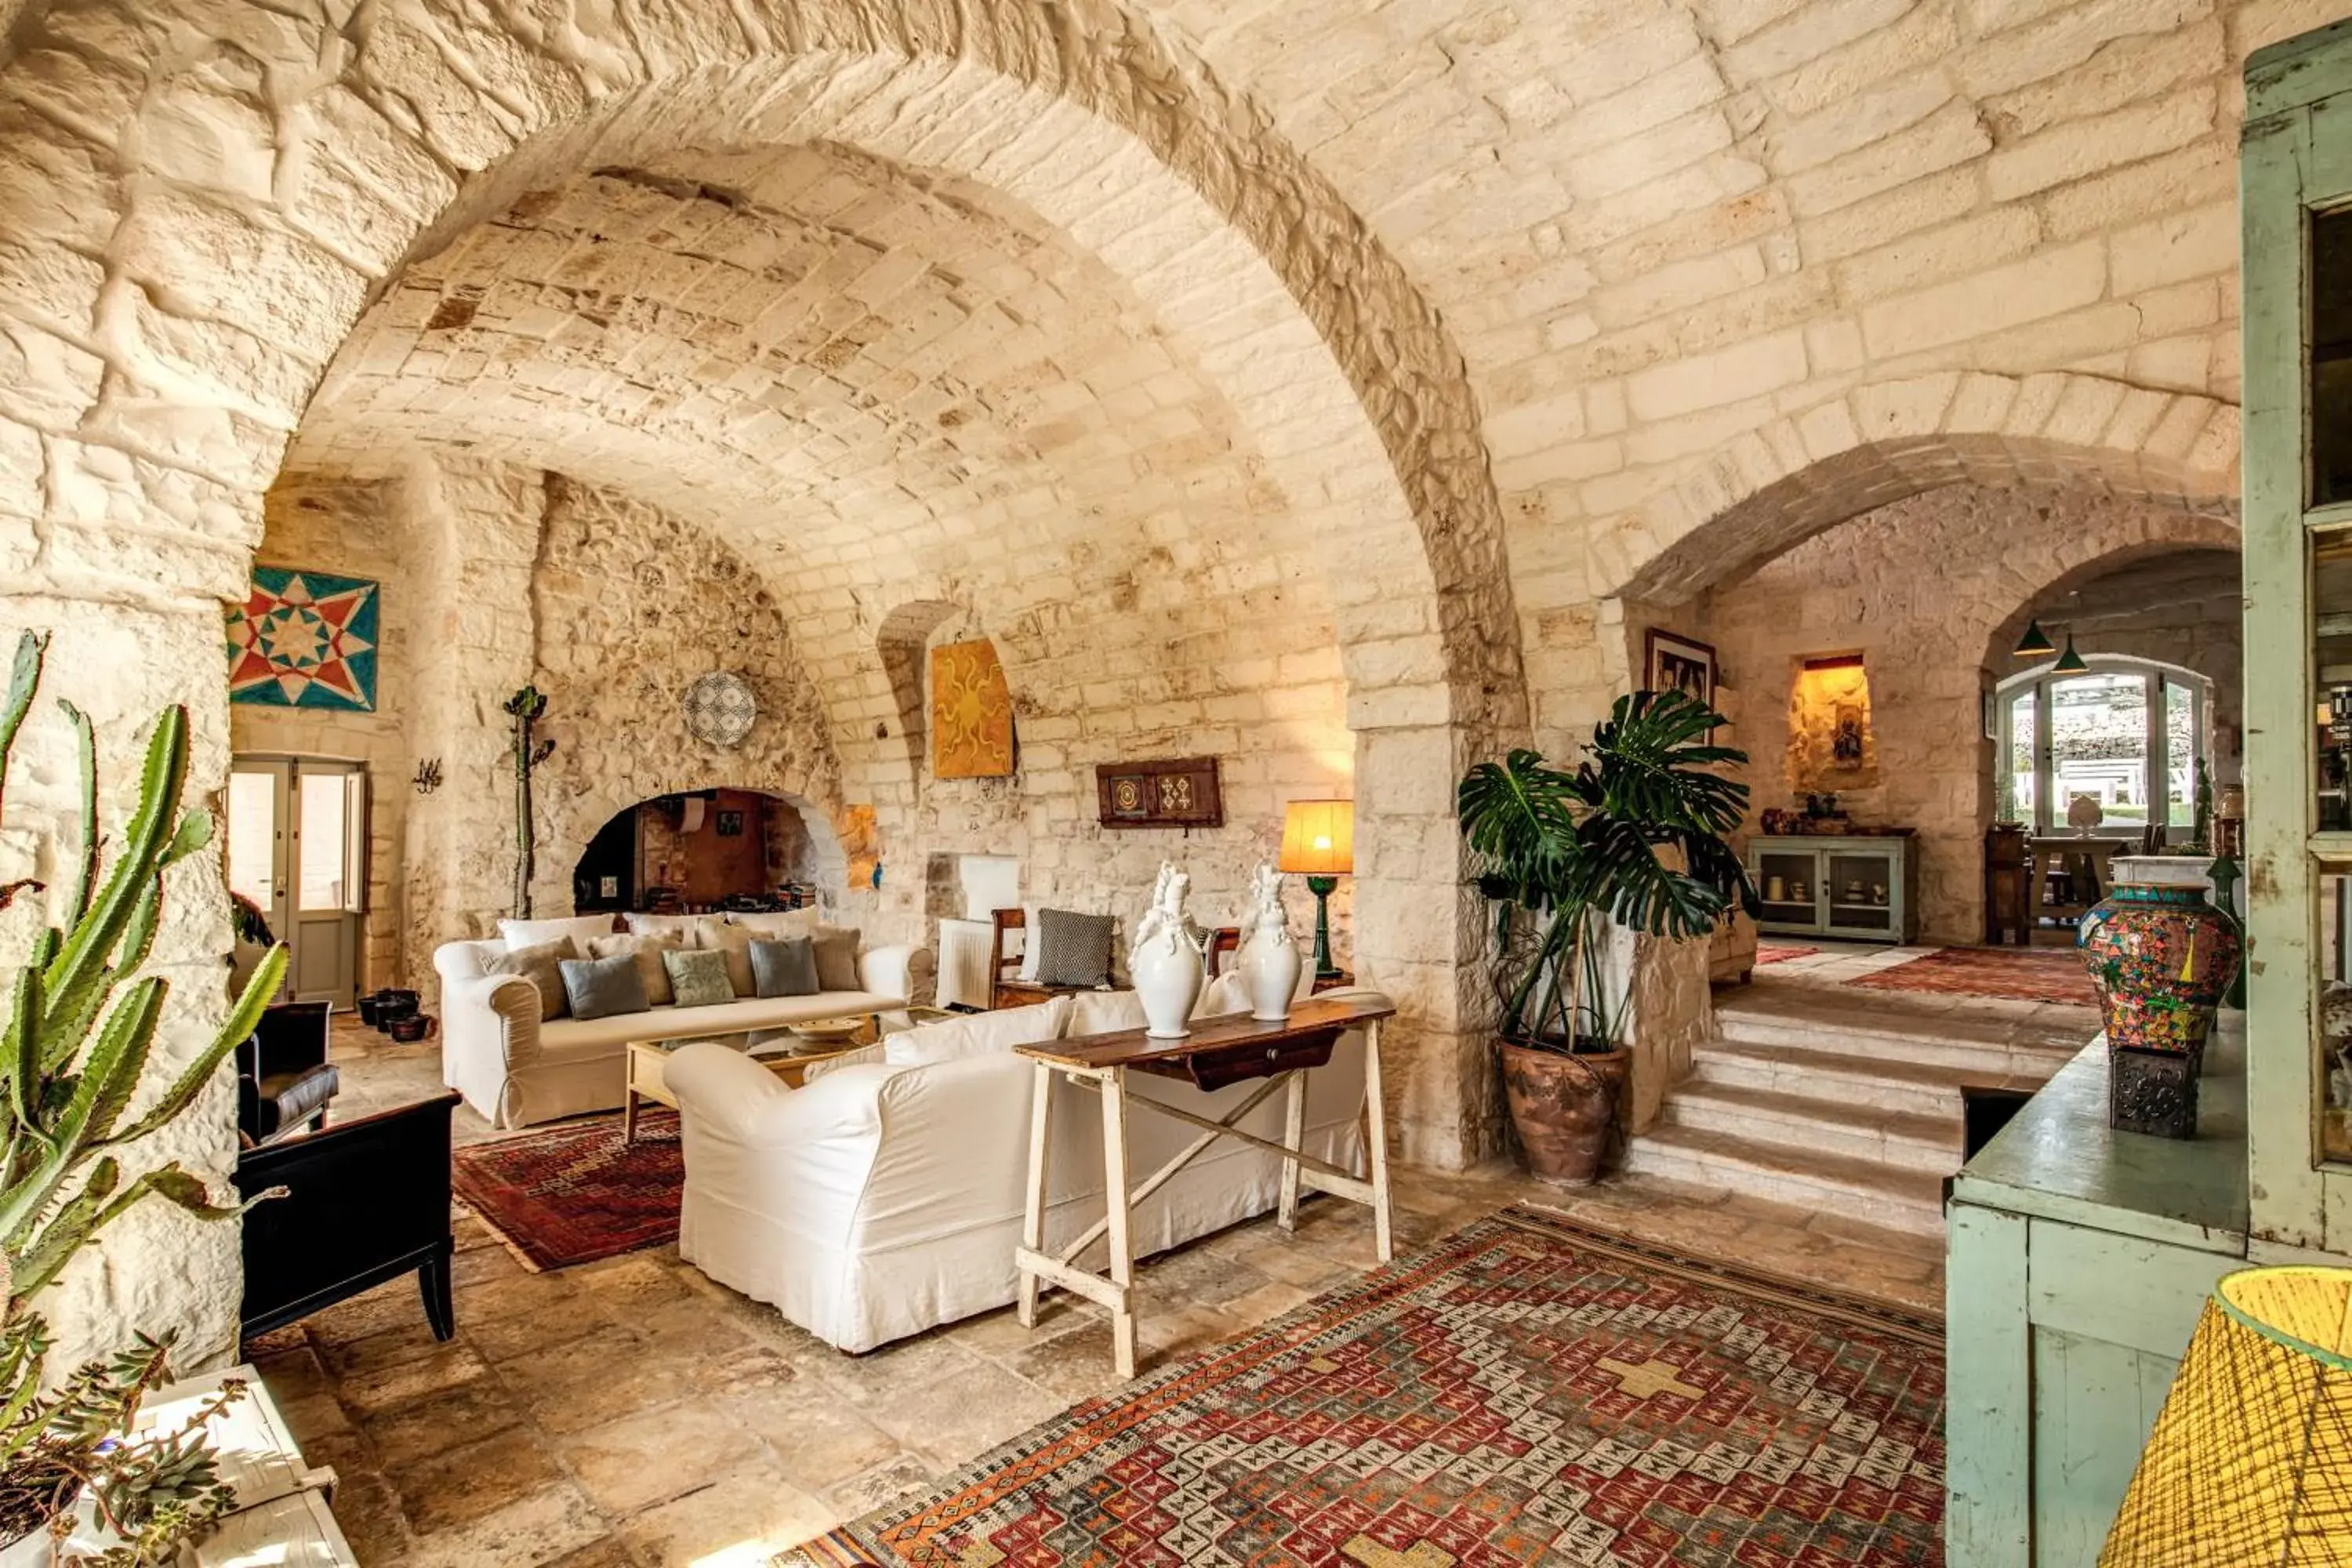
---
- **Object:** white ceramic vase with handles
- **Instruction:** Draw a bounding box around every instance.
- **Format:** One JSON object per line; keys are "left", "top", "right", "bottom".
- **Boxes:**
{"left": 1130, "top": 862, "right": 1203, "bottom": 1039}
{"left": 1236, "top": 861, "right": 1303, "bottom": 1022}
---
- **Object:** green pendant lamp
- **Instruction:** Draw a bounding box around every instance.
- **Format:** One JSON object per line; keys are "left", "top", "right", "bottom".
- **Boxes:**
{"left": 2053, "top": 632, "right": 2089, "bottom": 674}
{"left": 2013, "top": 619, "right": 2058, "bottom": 658}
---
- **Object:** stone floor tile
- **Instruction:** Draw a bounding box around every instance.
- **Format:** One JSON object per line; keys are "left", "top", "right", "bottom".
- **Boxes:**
{"left": 613, "top": 1461, "right": 837, "bottom": 1567}
{"left": 400, "top": 1480, "right": 609, "bottom": 1568}
{"left": 317, "top": 1465, "right": 409, "bottom": 1565}
{"left": 456, "top": 1268, "right": 574, "bottom": 1326}
{"left": 540, "top": 1541, "right": 648, "bottom": 1568}
{"left": 989, "top": 1319, "right": 1131, "bottom": 1406}
{"left": 356, "top": 1377, "right": 528, "bottom": 1468}
{"left": 725, "top": 1380, "right": 908, "bottom": 1494}
{"left": 389, "top": 1425, "right": 572, "bottom": 1535}
{"left": 332, "top": 1340, "right": 492, "bottom": 1415}
{"left": 315, "top": 1316, "right": 452, "bottom": 1383}
{"left": 468, "top": 1296, "right": 619, "bottom": 1363}
{"left": 557, "top": 1399, "right": 757, "bottom": 1515}
{"left": 821, "top": 1451, "right": 941, "bottom": 1517}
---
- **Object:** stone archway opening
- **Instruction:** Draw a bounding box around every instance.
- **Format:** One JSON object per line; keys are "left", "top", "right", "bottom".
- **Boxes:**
{"left": 570, "top": 787, "right": 841, "bottom": 916}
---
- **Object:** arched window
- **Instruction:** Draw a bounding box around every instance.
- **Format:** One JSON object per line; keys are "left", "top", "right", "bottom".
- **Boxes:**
{"left": 1995, "top": 655, "right": 2212, "bottom": 841}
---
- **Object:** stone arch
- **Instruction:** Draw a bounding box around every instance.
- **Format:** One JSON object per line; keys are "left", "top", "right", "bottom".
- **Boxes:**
{"left": 873, "top": 598, "right": 968, "bottom": 804}
{"left": 1980, "top": 541, "right": 2245, "bottom": 679}
{"left": 0, "top": 0, "right": 1528, "bottom": 1177}
{"left": 1607, "top": 372, "right": 2241, "bottom": 608}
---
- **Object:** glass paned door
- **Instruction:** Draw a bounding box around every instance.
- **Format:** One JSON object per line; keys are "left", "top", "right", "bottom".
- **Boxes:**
{"left": 2005, "top": 688, "right": 2038, "bottom": 825}
{"left": 227, "top": 756, "right": 367, "bottom": 1007}
{"left": 2049, "top": 671, "right": 2151, "bottom": 830}
{"left": 2162, "top": 677, "right": 2198, "bottom": 831}
{"left": 1825, "top": 851, "right": 1894, "bottom": 935}
{"left": 1755, "top": 849, "right": 1818, "bottom": 931}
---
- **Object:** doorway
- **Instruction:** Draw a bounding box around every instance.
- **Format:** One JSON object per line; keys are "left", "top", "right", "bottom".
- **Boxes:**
{"left": 227, "top": 756, "right": 368, "bottom": 1006}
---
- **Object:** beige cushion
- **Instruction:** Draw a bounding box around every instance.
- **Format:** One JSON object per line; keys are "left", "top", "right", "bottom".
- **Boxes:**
{"left": 499, "top": 914, "right": 620, "bottom": 949}
{"left": 695, "top": 920, "right": 758, "bottom": 998}
{"left": 625, "top": 913, "right": 722, "bottom": 941}
{"left": 1066, "top": 989, "right": 1147, "bottom": 1037}
{"left": 812, "top": 925, "right": 862, "bottom": 992}
{"left": 484, "top": 937, "right": 577, "bottom": 1020}
{"left": 728, "top": 909, "right": 819, "bottom": 938}
{"left": 883, "top": 997, "right": 1072, "bottom": 1067}
{"left": 586, "top": 931, "right": 684, "bottom": 1007}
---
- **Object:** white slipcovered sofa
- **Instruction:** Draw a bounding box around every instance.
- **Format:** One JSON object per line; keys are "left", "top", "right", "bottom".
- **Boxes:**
{"left": 433, "top": 915, "right": 931, "bottom": 1129}
{"left": 664, "top": 979, "right": 1382, "bottom": 1352}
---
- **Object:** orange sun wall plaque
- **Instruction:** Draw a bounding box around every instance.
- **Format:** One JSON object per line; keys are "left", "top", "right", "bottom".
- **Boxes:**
{"left": 931, "top": 639, "right": 1015, "bottom": 779}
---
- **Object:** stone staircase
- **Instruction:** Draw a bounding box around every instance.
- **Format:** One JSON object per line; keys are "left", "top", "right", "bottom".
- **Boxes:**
{"left": 1624, "top": 981, "right": 2097, "bottom": 1237}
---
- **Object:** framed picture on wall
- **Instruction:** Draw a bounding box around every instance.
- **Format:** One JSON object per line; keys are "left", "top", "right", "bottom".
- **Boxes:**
{"left": 716, "top": 809, "right": 744, "bottom": 837}
{"left": 1645, "top": 630, "right": 1717, "bottom": 710}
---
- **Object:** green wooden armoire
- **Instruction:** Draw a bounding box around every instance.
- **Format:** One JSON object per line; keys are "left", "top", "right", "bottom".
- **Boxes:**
{"left": 1944, "top": 18, "right": 2352, "bottom": 1564}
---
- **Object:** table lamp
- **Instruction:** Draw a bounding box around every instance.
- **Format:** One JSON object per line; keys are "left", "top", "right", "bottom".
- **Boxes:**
{"left": 2100, "top": 1265, "right": 2352, "bottom": 1565}
{"left": 1279, "top": 799, "right": 1353, "bottom": 982}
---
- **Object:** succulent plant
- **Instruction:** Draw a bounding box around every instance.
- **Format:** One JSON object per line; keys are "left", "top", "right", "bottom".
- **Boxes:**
{"left": 0, "top": 630, "right": 289, "bottom": 1558}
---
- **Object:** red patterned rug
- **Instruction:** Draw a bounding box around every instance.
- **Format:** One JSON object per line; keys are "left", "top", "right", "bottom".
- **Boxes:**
{"left": 450, "top": 1111, "right": 681, "bottom": 1271}
{"left": 787, "top": 1207, "right": 1944, "bottom": 1567}
{"left": 1848, "top": 946, "right": 2097, "bottom": 1007}
{"left": 1754, "top": 943, "right": 1820, "bottom": 966}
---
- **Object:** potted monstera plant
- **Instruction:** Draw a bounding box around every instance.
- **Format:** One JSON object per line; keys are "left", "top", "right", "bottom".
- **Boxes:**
{"left": 1457, "top": 688, "right": 1755, "bottom": 1183}
{"left": 0, "top": 630, "right": 289, "bottom": 1563}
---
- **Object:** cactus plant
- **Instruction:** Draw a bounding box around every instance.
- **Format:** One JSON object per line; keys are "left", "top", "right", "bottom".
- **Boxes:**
{"left": 0, "top": 630, "right": 290, "bottom": 1558}
{"left": 503, "top": 685, "right": 556, "bottom": 918}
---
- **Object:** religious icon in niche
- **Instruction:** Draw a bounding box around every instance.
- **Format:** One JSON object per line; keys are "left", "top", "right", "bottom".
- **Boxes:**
{"left": 1832, "top": 708, "right": 1866, "bottom": 764}
{"left": 716, "top": 809, "right": 745, "bottom": 837}
{"left": 931, "top": 639, "right": 1016, "bottom": 779}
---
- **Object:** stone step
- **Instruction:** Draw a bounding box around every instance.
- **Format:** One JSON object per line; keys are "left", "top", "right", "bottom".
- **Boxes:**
{"left": 1622, "top": 1124, "right": 1948, "bottom": 1238}
{"left": 1712, "top": 985, "right": 2092, "bottom": 1080}
{"left": 1689, "top": 1038, "right": 2042, "bottom": 1120}
{"left": 1660, "top": 1080, "right": 1962, "bottom": 1176}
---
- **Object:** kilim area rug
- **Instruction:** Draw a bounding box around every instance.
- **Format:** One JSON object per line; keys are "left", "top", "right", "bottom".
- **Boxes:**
{"left": 450, "top": 1110, "right": 681, "bottom": 1271}
{"left": 785, "top": 1207, "right": 1944, "bottom": 1567}
{"left": 1846, "top": 945, "right": 2097, "bottom": 1008}
{"left": 1751, "top": 943, "right": 1820, "bottom": 967}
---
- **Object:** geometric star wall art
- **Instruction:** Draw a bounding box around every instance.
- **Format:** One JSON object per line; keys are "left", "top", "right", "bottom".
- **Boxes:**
{"left": 226, "top": 565, "right": 380, "bottom": 710}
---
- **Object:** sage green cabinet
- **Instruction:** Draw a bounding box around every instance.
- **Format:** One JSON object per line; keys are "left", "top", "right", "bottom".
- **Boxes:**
{"left": 1746, "top": 835, "right": 1915, "bottom": 943}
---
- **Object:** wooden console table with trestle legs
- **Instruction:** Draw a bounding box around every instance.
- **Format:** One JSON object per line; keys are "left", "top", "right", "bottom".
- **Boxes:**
{"left": 1013, "top": 994, "right": 1396, "bottom": 1378}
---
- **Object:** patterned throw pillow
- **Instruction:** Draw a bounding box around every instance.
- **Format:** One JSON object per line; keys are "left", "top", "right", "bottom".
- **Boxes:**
{"left": 695, "top": 920, "right": 758, "bottom": 998}
{"left": 557, "top": 953, "right": 649, "bottom": 1021}
{"left": 1035, "top": 908, "right": 1115, "bottom": 988}
{"left": 663, "top": 947, "right": 736, "bottom": 1008}
{"left": 749, "top": 937, "right": 819, "bottom": 998}
{"left": 585, "top": 932, "right": 683, "bottom": 1007}
{"left": 484, "top": 938, "right": 578, "bottom": 1020}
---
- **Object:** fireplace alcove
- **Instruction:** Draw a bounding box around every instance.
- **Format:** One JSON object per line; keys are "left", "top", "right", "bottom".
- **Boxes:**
{"left": 572, "top": 789, "right": 835, "bottom": 915}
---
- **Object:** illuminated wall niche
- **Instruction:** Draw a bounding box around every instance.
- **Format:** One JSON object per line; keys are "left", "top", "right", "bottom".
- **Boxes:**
{"left": 1788, "top": 654, "right": 1880, "bottom": 793}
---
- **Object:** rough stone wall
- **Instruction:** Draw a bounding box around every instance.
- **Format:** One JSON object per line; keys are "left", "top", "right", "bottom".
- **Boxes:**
{"left": 228, "top": 478, "right": 409, "bottom": 991}
{"left": 1702, "top": 484, "right": 2239, "bottom": 942}
{"left": 521, "top": 478, "right": 850, "bottom": 927}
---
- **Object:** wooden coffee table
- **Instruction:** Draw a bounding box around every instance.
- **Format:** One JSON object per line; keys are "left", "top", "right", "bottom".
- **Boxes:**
{"left": 621, "top": 1007, "right": 954, "bottom": 1142}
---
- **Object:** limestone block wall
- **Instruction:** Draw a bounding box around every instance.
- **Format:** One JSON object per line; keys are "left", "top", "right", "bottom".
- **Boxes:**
{"left": 1701, "top": 484, "right": 2240, "bottom": 942}
{"left": 227, "top": 478, "right": 410, "bottom": 990}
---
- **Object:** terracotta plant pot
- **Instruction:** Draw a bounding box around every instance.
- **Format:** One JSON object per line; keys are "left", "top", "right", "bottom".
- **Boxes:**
{"left": 1499, "top": 1038, "right": 1629, "bottom": 1185}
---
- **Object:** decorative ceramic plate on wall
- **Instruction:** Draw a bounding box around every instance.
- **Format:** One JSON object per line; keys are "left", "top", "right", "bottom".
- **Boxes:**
{"left": 684, "top": 671, "right": 757, "bottom": 748}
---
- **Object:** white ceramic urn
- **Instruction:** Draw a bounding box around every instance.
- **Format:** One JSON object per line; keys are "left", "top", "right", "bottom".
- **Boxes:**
{"left": 1130, "top": 862, "right": 1203, "bottom": 1039}
{"left": 1236, "top": 862, "right": 1303, "bottom": 1022}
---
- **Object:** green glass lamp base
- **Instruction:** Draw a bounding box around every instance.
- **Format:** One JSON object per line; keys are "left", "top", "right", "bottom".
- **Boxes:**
{"left": 1306, "top": 874, "right": 1341, "bottom": 980}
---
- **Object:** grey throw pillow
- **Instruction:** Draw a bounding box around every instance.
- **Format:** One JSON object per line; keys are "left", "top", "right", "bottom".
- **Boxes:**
{"left": 1036, "top": 908, "right": 1114, "bottom": 988}
{"left": 485, "top": 937, "right": 577, "bottom": 1020}
{"left": 663, "top": 946, "right": 735, "bottom": 1007}
{"left": 750, "top": 937, "right": 820, "bottom": 998}
{"left": 811, "top": 926, "right": 862, "bottom": 992}
{"left": 558, "top": 953, "right": 649, "bottom": 1021}
{"left": 585, "top": 931, "right": 682, "bottom": 1007}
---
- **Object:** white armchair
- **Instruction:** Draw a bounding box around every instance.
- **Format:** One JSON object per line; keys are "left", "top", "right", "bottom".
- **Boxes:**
{"left": 665, "top": 991, "right": 1382, "bottom": 1352}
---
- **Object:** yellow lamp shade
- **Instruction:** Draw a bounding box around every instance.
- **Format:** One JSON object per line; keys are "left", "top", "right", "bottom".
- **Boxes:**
{"left": 1279, "top": 800, "right": 1354, "bottom": 877}
{"left": 2101, "top": 1266, "right": 2352, "bottom": 1565}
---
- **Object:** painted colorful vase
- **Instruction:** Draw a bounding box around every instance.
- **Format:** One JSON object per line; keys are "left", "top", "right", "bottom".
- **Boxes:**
{"left": 2077, "top": 883, "right": 2244, "bottom": 1058}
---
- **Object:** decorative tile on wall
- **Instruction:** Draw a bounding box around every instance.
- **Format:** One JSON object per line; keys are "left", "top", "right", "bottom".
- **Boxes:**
{"left": 227, "top": 565, "right": 381, "bottom": 710}
{"left": 931, "top": 638, "right": 1014, "bottom": 778}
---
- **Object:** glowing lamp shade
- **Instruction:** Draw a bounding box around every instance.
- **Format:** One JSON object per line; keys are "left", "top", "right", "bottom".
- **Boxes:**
{"left": 2100, "top": 1266, "right": 2352, "bottom": 1565}
{"left": 1279, "top": 800, "right": 1355, "bottom": 877}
